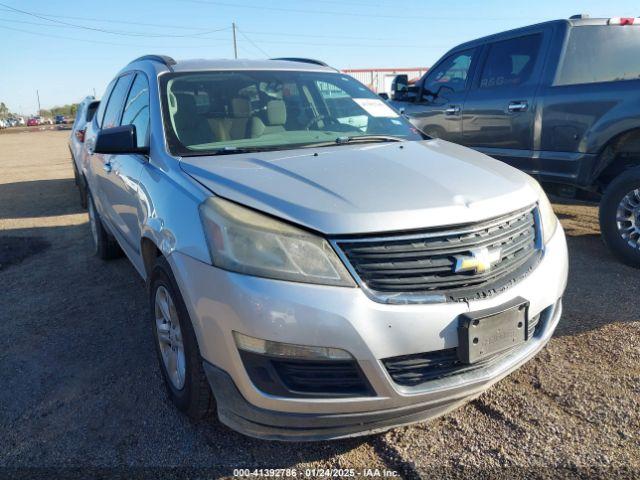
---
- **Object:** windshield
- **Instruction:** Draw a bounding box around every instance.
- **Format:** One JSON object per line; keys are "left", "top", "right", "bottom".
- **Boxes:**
{"left": 160, "top": 70, "right": 422, "bottom": 156}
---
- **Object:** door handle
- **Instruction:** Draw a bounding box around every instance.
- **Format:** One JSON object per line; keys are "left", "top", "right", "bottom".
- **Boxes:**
{"left": 445, "top": 105, "right": 461, "bottom": 116}
{"left": 508, "top": 101, "right": 528, "bottom": 112}
{"left": 103, "top": 162, "right": 112, "bottom": 173}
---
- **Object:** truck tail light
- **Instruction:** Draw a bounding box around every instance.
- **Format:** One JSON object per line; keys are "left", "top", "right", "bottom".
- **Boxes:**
{"left": 608, "top": 17, "right": 638, "bottom": 25}
{"left": 75, "top": 128, "right": 86, "bottom": 143}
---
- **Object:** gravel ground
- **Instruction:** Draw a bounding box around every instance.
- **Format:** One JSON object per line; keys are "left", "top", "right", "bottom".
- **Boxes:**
{"left": 0, "top": 130, "right": 638, "bottom": 479}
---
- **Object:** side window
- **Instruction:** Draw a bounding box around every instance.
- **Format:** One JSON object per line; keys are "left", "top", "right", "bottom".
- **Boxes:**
{"left": 479, "top": 34, "right": 542, "bottom": 89}
{"left": 94, "top": 80, "right": 115, "bottom": 128}
{"left": 121, "top": 74, "right": 150, "bottom": 148}
{"left": 424, "top": 49, "right": 475, "bottom": 93}
{"left": 101, "top": 75, "right": 132, "bottom": 129}
{"left": 556, "top": 26, "right": 640, "bottom": 85}
{"left": 86, "top": 102, "right": 99, "bottom": 122}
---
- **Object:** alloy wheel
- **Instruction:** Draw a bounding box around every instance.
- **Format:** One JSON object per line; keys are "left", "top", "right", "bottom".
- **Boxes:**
{"left": 616, "top": 188, "right": 640, "bottom": 250}
{"left": 154, "top": 285, "right": 186, "bottom": 390}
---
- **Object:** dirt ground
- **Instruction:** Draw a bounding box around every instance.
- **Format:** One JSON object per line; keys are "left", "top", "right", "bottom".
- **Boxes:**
{"left": 0, "top": 130, "right": 638, "bottom": 479}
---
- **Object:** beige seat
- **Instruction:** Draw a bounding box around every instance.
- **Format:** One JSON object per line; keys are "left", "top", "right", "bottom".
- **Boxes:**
{"left": 206, "top": 98, "right": 231, "bottom": 142}
{"left": 228, "top": 98, "right": 251, "bottom": 140}
{"left": 250, "top": 100, "right": 287, "bottom": 138}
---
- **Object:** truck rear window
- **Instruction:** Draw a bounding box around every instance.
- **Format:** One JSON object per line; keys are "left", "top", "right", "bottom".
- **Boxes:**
{"left": 556, "top": 26, "right": 640, "bottom": 85}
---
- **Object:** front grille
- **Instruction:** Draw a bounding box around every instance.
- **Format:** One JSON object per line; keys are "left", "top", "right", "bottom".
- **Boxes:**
{"left": 335, "top": 206, "right": 540, "bottom": 303}
{"left": 383, "top": 312, "right": 544, "bottom": 387}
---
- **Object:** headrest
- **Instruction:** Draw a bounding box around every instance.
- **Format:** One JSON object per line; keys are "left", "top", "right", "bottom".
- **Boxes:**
{"left": 174, "top": 93, "right": 197, "bottom": 117}
{"left": 266, "top": 100, "right": 286, "bottom": 126}
{"left": 231, "top": 98, "right": 250, "bottom": 118}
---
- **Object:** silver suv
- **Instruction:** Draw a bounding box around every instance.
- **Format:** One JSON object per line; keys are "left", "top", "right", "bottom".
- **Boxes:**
{"left": 81, "top": 55, "right": 568, "bottom": 441}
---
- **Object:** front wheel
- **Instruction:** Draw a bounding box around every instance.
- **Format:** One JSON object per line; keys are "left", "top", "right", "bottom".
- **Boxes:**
{"left": 599, "top": 167, "right": 640, "bottom": 268}
{"left": 149, "top": 256, "right": 215, "bottom": 420}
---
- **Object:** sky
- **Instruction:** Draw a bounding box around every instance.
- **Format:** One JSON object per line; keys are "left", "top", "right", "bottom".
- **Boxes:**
{"left": 1, "top": 0, "right": 638, "bottom": 114}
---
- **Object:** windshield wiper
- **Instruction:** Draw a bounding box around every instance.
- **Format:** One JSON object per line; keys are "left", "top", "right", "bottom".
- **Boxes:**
{"left": 180, "top": 146, "right": 282, "bottom": 157}
{"left": 301, "top": 135, "right": 405, "bottom": 148}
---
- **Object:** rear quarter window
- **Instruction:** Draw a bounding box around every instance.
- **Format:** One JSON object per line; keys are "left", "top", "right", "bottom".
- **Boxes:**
{"left": 556, "top": 26, "right": 640, "bottom": 85}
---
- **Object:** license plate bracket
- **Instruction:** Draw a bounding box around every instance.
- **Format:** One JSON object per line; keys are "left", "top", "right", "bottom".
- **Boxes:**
{"left": 458, "top": 297, "right": 529, "bottom": 364}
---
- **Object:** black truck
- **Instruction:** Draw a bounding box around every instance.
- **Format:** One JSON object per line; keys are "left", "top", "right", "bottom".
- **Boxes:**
{"left": 389, "top": 15, "right": 640, "bottom": 267}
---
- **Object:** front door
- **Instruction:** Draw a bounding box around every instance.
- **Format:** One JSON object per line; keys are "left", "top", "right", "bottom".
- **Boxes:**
{"left": 401, "top": 48, "right": 477, "bottom": 142}
{"left": 461, "top": 33, "right": 547, "bottom": 171}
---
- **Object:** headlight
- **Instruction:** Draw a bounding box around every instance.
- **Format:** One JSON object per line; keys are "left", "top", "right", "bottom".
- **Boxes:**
{"left": 198, "top": 196, "right": 355, "bottom": 286}
{"left": 531, "top": 180, "right": 558, "bottom": 244}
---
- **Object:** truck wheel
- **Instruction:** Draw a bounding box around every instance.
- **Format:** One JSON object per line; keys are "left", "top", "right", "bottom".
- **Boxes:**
{"left": 87, "top": 192, "right": 121, "bottom": 260}
{"left": 149, "top": 256, "right": 215, "bottom": 420}
{"left": 599, "top": 167, "right": 640, "bottom": 268}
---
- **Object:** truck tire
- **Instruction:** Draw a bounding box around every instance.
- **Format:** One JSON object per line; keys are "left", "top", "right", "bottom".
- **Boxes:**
{"left": 149, "top": 256, "right": 215, "bottom": 420}
{"left": 599, "top": 167, "right": 640, "bottom": 268}
{"left": 87, "top": 192, "right": 122, "bottom": 260}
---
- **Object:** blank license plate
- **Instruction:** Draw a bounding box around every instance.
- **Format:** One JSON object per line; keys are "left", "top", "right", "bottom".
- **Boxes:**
{"left": 458, "top": 297, "right": 529, "bottom": 364}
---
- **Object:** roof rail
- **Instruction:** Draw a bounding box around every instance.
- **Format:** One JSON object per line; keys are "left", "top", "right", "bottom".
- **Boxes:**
{"left": 128, "top": 55, "right": 177, "bottom": 71}
{"left": 271, "top": 57, "right": 331, "bottom": 68}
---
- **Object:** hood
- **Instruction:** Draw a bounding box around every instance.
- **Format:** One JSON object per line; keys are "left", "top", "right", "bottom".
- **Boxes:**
{"left": 180, "top": 139, "right": 539, "bottom": 235}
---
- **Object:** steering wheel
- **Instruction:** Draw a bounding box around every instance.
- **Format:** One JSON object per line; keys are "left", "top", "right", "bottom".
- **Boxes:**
{"left": 305, "top": 115, "right": 326, "bottom": 130}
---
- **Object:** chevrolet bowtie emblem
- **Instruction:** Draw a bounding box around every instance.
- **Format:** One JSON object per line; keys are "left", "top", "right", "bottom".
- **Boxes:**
{"left": 454, "top": 247, "right": 502, "bottom": 274}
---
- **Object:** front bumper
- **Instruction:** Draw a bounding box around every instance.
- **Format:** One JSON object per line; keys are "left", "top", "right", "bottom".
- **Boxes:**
{"left": 170, "top": 225, "right": 568, "bottom": 440}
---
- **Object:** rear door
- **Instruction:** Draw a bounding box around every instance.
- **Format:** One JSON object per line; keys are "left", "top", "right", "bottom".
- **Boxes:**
{"left": 461, "top": 31, "right": 549, "bottom": 170}
{"left": 401, "top": 48, "right": 478, "bottom": 142}
{"left": 90, "top": 73, "right": 133, "bottom": 238}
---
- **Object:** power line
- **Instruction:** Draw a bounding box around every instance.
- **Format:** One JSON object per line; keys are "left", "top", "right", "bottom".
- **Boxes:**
{"left": 0, "top": 7, "right": 225, "bottom": 32}
{"left": 240, "top": 29, "right": 389, "bottom": 41}
{"left": 0, "top": 17, "right": 230, "bottom": 41}
{"left": 0, "top": 24, "right": 230, "bottom": 48}
{"left": 179, "top": 0, "right": 539, "bottom": 22}
{"left": 236, "top": 26, "right": 270, "bottom": 58}
{"left": 0, "top": 2, "right": 231, "bottom": 38}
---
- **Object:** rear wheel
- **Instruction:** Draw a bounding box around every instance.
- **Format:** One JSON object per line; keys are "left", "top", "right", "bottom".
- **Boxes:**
{"left": 87, "top": 193, "right": 121, "bottom": 260}
{"left": 149, "top": 256, "right": 215, "bottom": 419}
{"left": 78, "top": 174, "right": 88, "bottom": 209}
{"left": 599, "top": 167, "right": 640, "bottom": 268}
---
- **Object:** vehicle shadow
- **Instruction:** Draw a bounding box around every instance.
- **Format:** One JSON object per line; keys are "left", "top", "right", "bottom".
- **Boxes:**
{"left": 0, "top": 178, "right": 83, "bottom": 219}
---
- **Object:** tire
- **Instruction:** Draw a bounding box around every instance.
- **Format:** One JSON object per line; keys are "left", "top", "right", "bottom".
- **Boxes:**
{"left": 149, "top": 256, "right": 215, "bottom": 420}
{"left": 599, "top": 167, "right": 640, "bottom": 268}
{"left": 87, "top": 192, "right": 121, "bottom": 260}
{"left": 78, "top": 173, "right": 88, "bottom": 209}
{"left": 71, "top": 157, "right": 80, "bottom": 186}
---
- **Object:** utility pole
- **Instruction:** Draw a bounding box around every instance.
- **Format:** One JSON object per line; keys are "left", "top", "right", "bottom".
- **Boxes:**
{"left": 36, "top": 89, "right": 41, "bottom": 115}
{"left": 232, "top": 22, "right": 238, "bottom": 59}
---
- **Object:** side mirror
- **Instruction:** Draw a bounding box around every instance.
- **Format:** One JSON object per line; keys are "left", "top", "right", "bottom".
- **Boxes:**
{"left": 391, "top": 74, "right": 409, "bottom": 100}
{"left": 378, "top": 92, "right": 389, "bottom": 100}
{"left": 94, "top": 125, "right": 148, "bottom": 155}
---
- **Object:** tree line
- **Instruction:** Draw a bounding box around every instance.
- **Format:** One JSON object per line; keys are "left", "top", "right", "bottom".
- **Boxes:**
{"left": 0, "top": 101, "right": 79, "bottom": 118}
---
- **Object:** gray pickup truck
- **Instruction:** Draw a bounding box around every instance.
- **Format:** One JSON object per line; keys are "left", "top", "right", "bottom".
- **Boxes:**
{"left": 390, "top": 15, "right": 640, "bottom": 267}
